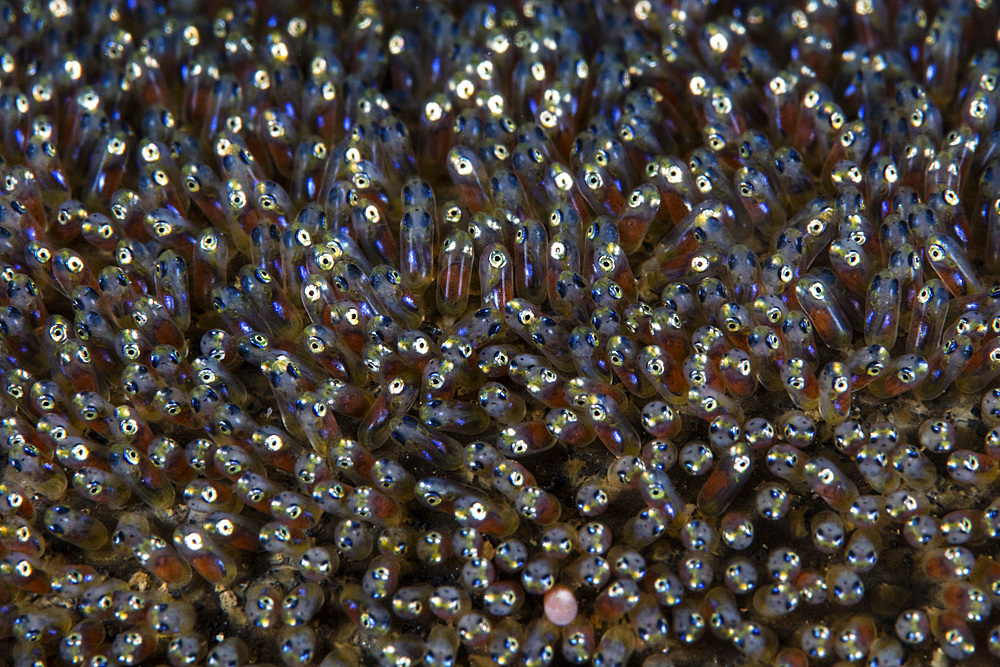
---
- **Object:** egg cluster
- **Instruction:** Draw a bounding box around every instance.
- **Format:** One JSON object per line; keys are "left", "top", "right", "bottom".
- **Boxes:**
{"left": 0, "top": 0, "right": 999, "bottom": 664}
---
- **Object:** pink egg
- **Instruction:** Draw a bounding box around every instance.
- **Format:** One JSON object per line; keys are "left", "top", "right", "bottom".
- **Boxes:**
{"left": 543, "top": 584, "right": 578, "bottom": 626}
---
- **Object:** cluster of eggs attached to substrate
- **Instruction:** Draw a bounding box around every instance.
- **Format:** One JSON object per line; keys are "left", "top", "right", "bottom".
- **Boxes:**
{"left": 3, "top": 0, "right": 1000, "bottom": 665}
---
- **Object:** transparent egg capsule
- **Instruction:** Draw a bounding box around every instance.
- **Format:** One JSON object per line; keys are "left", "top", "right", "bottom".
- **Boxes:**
{"left": 932, "top": 610, "right": 976, "bottom": 661}
{"left": 206, "top": 637, "right": 249, "bottom": 667}
{"left": 642, "top": 439, "right": 677, "bottom": 473}
{"left": 540, "top": 523, "right": 576, "bottom": 560}
{"left": 333, "top": 519, "right": 374, "bottom": 561}
{"left": 388, "top": 583, "right": 431, "bottom": 623}
{"left": 640, "top": 400, "right": 679, "bottom": 440}
{"left": 680, "top": 519, "right": 717, "bottom": 552}
{"left": 947, "top": 449, "right": 998, "bottom": 485}
{"left": 896, "top": 609, "right": 930, "bottom": 645}
{"left": 983, "top": 389, "right": 1000, "bottom": 427}
{"left": 570, "top": 476, "right": 610, "bottom": 519}
{"left": 147, "top": 599, "right": 197, "bottom": 635}
{"left": 460, "top": 556, "right": 495, "bottom": 592}
{"left": 560, "top": 618, "right": 595, "bottom": 664}
{"left": 844, "top": 529, "right": 880, "bottom": 572}
{"left": 521, "top": 556, "right": 559, "bottom": 596}
{"left": 424, "top": 585, "right": 470, "bottom": 624}
{"left": 804, "top": 456, "right": 858, "bottom": 512}
{"left": 707, "top": 414, "right": 741, "bottom": 453}
{"left": 890, "top": 443, "right": 936, "bottom": 490}
{"left": 811, "top": 511, "right": 846, "bottom": 554}
{"left": 773, "top": 646, "right": 809, "bottom": 667}
{"left": 422, "top": 625, "right": 460, "bottom": 667}
{"left": 678, "top": 552, "right": 714, "bottom": 592}
{"left": 753, "top": 581, "right": 800, "bottom": 618}
{"left": 918, "top": 417, "right": 956, "bottom": 453}
{"left": 797, "top": 623, "right": 833, "bottom": 661}
{"left": 796, "top": 570, "right": 828, "bottom": 606}
{"left": 566, "top": 553, "right": 611, "bottom": 590}
{"left": 451, "top": 528, "right": 484, "bottom": 561}
{"left": 720, "top": 512, "right": 755, "bottom": 550}
{"left": 732, "top": 619, "right": 777, "bottom": 660}
{"left": 483, "top": 579, "right": 524, "bottom": 618}
{"left": 349, "top": 550, "right": 398, "bottom": 605}
{"left": 778, "top": 410, "right": 815, "bottom": 448}
{"left": 58, "top": 617, "right": 106, "bottom": 665}
{"left": 884, "top": 489, "right": 928, "bottom": 524}
{"left": 766, "top": 444, "right": 805, "bottom": 481}
{"left": 755, "top": 482, "right": 792, "bottom": 520}
{"left": 671, "top": 599, "right": 707, "bottom": 645}
{"left": 595, "top": 577, "right": 641, "bottom": 619}
{"left": 743, "top": 417, "right": 776, "bottom": 450}
{"left": 826, "top": 565, "right": 865, "bottom": 606}
{"left": 281, "top": 582, "right": 325, "bottom": 627}
{"left": 990, "top": 624, "right": 1000, "bottom": 658}
{"left": 44, "top": 505, "right": 107, "bottom": 550}
{"left": 679, "top": 441, "right": 714, "bottom": 476}
{"left": 766, "top": 547, "right": 802, "bottom": 582}
{"left": 12, "top": 607, "right": 73, "bottom": 645}
{"left": 457, "top": 611, "right": 493, "bottom": 649}
{"left": 490, "top": 539, "right": 528, "bottom": 576}
{"left": 576, "top": 522, "right": 612, "bottom": 556}
{"left": 939, "top": 580, "right": 992, "bottom": 623}
{"left": 245, "top": 583, "right": 282, "bottom": 629}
